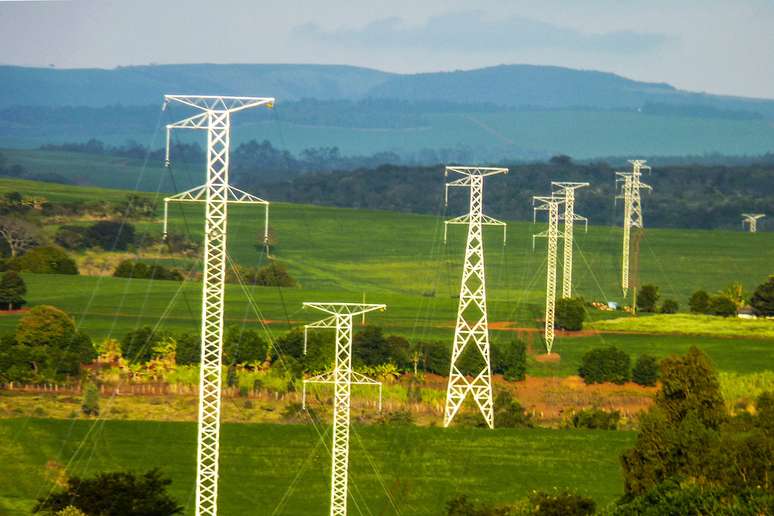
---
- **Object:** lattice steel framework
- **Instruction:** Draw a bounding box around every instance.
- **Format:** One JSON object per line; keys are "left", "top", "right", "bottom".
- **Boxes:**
{"left": 443, "top": 166, "right": 507, "bottom": 429}
{"left": 551, "top": 182, "right": 589, "bottom": 299}
{"left": 742, "top": 213, "right": 765, "bottom": 233}
{"left": 162, "top": 95, "right": 274, "bottom": 516}
{"left": 533, "top": 196, "right": 564, "bottom": 354}
{"left": 302, "top": 302, "right": 386, "bottom": 516}
{"left": 615, "top": 160, "right": 652, "bottom": 297}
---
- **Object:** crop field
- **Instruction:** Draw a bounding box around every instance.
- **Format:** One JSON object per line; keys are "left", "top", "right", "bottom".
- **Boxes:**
{"left": 0, "top": 418, "right": 635, "bottom": 515}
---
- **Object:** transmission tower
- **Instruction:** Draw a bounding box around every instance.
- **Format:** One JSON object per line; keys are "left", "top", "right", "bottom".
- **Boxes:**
{"left": 443, "top": 166, "right": 507, "bottom": 429}
{"left": 742, "top": 213, "right": 765, "bottom": 233}
{"left": 551, "top": 182, "right": 589, "bottom": 299}
{"left": 533, "top": 195, "right": 564, "bottom": 354}
{"left": 302, "top": 302, "right": 386, "bottom": 516}
{"left": 162, "top": 95, "right": 274, "bottom": 516}
{"left": 616, "top": 160, "right": 652, "bottom": 297}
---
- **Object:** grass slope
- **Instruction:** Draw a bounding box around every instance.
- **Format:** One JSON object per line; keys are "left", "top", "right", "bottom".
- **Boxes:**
{"left": 590, "top": 314, "right": 774, "bottom": 339}
{"left": 0, "top": 418, "right": 634, "bottom": 515}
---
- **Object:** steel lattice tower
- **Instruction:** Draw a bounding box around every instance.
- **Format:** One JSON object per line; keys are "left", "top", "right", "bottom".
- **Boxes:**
{"left": 533, "top": 196, "right": 564, "bottom": 354}
{"left": 616, "top": 160, "right": 652, "bottom": 297}
{"left": 303, "top": 302, "right": 386, "bottom": 516}
{"left": 551, "top": 182, "right": 589, "bottom": 299}
{"left": 742, "top": 213, "right": 765, "bottom": 233}
{"left": 443, "top": 166, "right": 507, "bottom": 429}
{"left": 163, "top": 95, "right": 274, "bottom": 516}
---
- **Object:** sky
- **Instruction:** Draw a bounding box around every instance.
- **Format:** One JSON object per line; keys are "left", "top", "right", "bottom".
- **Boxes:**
{"left": 1, "top": 0, "right": 773, "bottom": 98}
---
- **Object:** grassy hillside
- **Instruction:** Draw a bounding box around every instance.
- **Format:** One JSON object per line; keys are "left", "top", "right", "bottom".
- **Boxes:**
{"left": 0, "top": 419, "right": 635, "bottom": 515}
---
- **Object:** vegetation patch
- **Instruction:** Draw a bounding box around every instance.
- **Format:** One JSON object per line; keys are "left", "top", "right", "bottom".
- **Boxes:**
{"left": 589, "top": 313, "right": 774, "bottom": 338}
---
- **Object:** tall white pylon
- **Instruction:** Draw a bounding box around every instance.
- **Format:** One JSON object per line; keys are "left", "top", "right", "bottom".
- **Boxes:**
{"left": 551, "top": 182, "right": 589, "bottom": 299}
{"left": 533, "top": 195, "right": 564, "bottom": 354}
{"left": 163, "top": 95, "right": 274, "bottom": 516}
{"left": 742, "top": 213, "right": 765, "bottom": 233}
{"left": 443, "top": 166, "right": 507, "bottom": 429}
{"left": 302, "top": 302, "right": 386, "bottom": 516}
{"left": 616, "top": 160, "right": 652, "bottom": 297}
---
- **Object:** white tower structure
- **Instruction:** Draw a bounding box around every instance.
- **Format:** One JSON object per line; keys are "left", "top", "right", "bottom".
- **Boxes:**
{"left": 742, "top": 213, "right": 765, "bottom": 233}
{"left": 443, "top": 166, "right": 507, "bottom": 429}
{"left": 533, "top": 195, "right": 564, "bottom": 354}
{"left": 162, "top": 95, "right": 274, "bottom": 516}
{"left": 551, "top": 182, "right": 589, "bottom": 299}
{"left": 616, "top": 160, "right": 652, "bottom": 297}
{"left": 302, "top": 302, "right": 386, "bottom": 516}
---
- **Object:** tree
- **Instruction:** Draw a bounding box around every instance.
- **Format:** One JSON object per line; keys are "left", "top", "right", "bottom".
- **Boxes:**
{"left": 223, "top": 325, "right": 267, "bottom": 365}
{"left": 578, "top": 346, "right": 631, "bottom": 384}
{"left": 255, "top": 260, "right": 296, "bottom": 287}
{"left": 10, "top": 246, "right": 78, "bottom": 275}
{"left": 707, "top": 294, "right": 737, "bottom": 317}
{"left": 86, "top": 221, "right": 135, "bottom": 251}
{"left": 0, "top": 270, "right": 26, "bottom": 310}
{"left": 493, "top": 390, "right": 532, "bottom": 428}
{"left": 54, "top": 225, "right": 90, "bottom": 250}
{"left": 81, "top": 382, "right": 99, "bottom": 416}
{"left": 632, "top": 354, "right": 659, "bottom": 386}
{"left": 174, "top": 332, "right": 200, "bottom": 365}
{"left": 121, "top": 327, "right": 164, "bottom": 364}
{"left": 636, "top": 285, "right": 660, "bottom": 313}
{"left": 0, "top": 216, "right": 41, "bottom": 257}
{"left": 688, "top": 290, "right": 710, "bottom": 314}
{"left": 492, "top": 339, "right": 527, "bottom": 381}
{"left": 33, "top": 468, "right": 183, "bottom": 516}
{"left": 555, "top": 297, "right": 586, "bottom": 330}
{"left": 750, "top": 275, "right": 774, "bottom": 316}
{"left": 723, "top": 282, "right": 746, "bottom": 310}
{"left": 353, "top": 326, "right": 389, "bottom": 366}
{"left": 659, "top": 299, "right": 679, "bottom": 314}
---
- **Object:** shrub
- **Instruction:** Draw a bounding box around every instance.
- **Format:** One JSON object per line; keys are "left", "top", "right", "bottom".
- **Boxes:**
{"left": 10, "top": 246, "right": 78, "bottom": 274}
{"left": 632, "top": 354, "right": 660, "bottom": 386}
{"left": 416, "top": 340, "right": 450, "bottom": 375}
{"left": 636, "top": 284, "right": 660, "bottom": 313}
{"left": 707, "top": 294, "right": 737, "bottom": 317}
{"left": 113, "top": 260, "right": 182, "bottom": 281}
{"left": 493, "top": 390, "right": 532, "bottom": 428}
{"left": 223, "top": 325, "right": 267, "bottom": 365}
{"left": 750, "top": 275, "right": 774, "bottom": 316}
{"left": 87, "top": 220, "right": 135, "bottom": 251}
{"left": 492, "top": 339, "right": 527, "bottom": 381}
{"left": 121, "top": 327, "right": 165, "bottom": 364}
{"left": 353, "top": 326, "right": 389, "bottom": 367}
{"left": 570, "top": 408, "right": 620, "bottom": 430}
{"left": 555, "top": 297, "right": 586, "bottom": 330}
{"left": 578, "top": 346, "right": 631, "bottom": 384}
{"left": 529, "top": 490, "right": 596, "bottom": 516}
{"left": 688, "top": 290, "right": 710, "bottom": 314}
{"left": 54, "top": 225, "right": 90, "bottom": 250}
{"left": 0, "top": 270, "right": 26, "bottom": 310}
{"left": 660, "top": 299, "right": 679, "bottom": 314}
{"left": 81, "top": 382, "right": 100, "bottom": 416}
{"left": 174, "top": 332, "right": 200, "bottom": 365}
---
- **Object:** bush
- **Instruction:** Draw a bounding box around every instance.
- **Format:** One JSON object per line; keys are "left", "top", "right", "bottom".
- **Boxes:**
{"left": 54, "top": 225, "right": 90, "bottom": 250}
{"left": 636, "top": 285, "right": 660, "bottom": 313}
{"left": 555, "top": 297, "right": 586, "bottom": 331}
{"left": 87, "top": 221, "right": 135, "bottom": 251}
{"left": 660, "top": 299, "right": 679, "bottom": 314}
{"left": 0, "top": 270, "right": 26, "bottom": 310}
{"left": 688, "top": 290, "right": 710, "bottom": 314}
{"left": 570, "top": 408, "right": 620, "bottom": 429}
{"left": 493, "top": 390, "right": 532, "bottom": 428}
{"left": 707, "top": 294, "right": 737, "bottom": 317}
{"left": 223, "top": 325, "right": 267, "bottom": 365}
{"left": 9, "top": 246, "right": 78, "bottom": 274}
{"left": 529, "top": 490, "right": 596, "bottom": 516}
{"left": 750, "top": 275, "right": 774, "bottom": 316}
{"left": 81, "top": 382, "right": 100, "bottom": 416}
{"left": 174, "top": 332, "right": 199, "bottom": 365}
{"left": 578, "top": 346, "right": 631, "bottom": 384}
{"left": 416, "top": 340, "right": 450, "bottom": 375}
{"left": 353, "top": 326, "right": 390, "bottom": 367}
{"left": 632, "top": 354, "right": 660, "bottom": 386}
{"left": 492, "top": 339, "right": 527, "bottom": 381}
{"left": 121, "top": 327, "right": 165, "bottom": 364}
{"left": 113, "top": 260, "right": 182, "bottom": 281}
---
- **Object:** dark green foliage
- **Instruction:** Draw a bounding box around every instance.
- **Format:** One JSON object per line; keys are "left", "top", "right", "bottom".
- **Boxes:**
{"left": 174, "top": 332, "right": 199, "bottom": 365}
{"left": 273, "top": 329, "right": 332, "bottom": 373}
{"left": 578, "top": 346, "right": 631, "bottom": 385}
{"left": 33, "top": 468, "right": 183, "bottom": 516}
{"left": 493, "top": 390, "right": 532, "bottom": 428}
{"left": 86, "top": 220, "right": 135, "bottom": 251}
{"left": 406, "top": 376, "right": 422, "bottom": 403}
{"left": 113, "top": 260, "right": 182, "bottom": 281}
{"left": 81, "top": 382, "right": 99, "bottom": 416}
{"left": 415, "top": 340, "right": 450, "bottom": 375}
{"left": 659, "top": 299, "right": 679, "bottom": 314}
{"left": 570, "top": 408, "right": 621, "bottom": 430}
{"left": 750, "top": 275, "right": 774, "bottom": 316}
{"left": 254, "top": 261, "right": 296, "bottom": 287}
{"left": 707, "top": 294, "right": 737, "bottom": 316}
{"left": 632, "top": 354, "right": 660, "bottom": 387}
{"left": 54, "top": 225, "right": 90, "bottom": 250}
{"left": 223, "top": 325, "right": 268, "bottom": 365}
{"left": 8, "top": 246, "right": 78, "bottom": 274}
{"left": 636, "top": 285, "right": 660, "bottom": 313}
{"left": 492, "top": 339, "right": 527, "bottom": 381}
{"left": 688, "top": 289, "right": 710, "bottom": 313}
{"left": 353, "top": 326, "right": 389, "bottom": 367}
{"left": 117, "top": 194, "right": 156, "bottom": 219}
{"left": 385, "top": 335, "right": 411, "bottom": 370}
{"left": 444, "top": 495, "right": 511, "bottom": 516}
{"left": 555, "top": 297, "right": 586, "bottom": 331}
{"left": 0, "top": 270, "right": 26, "bottom": 310}
{"left": 529, "top": 490, "right": 596, "bottom": 516}
{"left": 121, "top": 327, "right": 164, "bottom": 364}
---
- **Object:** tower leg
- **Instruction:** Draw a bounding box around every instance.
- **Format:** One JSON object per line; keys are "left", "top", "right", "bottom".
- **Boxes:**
{"left": 330, "top": 314, "right": 353, "bottom": 516}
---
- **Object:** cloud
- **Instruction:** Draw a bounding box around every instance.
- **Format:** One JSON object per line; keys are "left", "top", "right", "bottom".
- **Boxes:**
{"left": 294, "top": 11, "right": 671, "bottom": 55}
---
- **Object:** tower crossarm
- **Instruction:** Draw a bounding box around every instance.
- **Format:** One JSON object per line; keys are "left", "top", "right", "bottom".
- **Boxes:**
{"left": 303, "top": 302, "right": 386, "bottom": 318}
{"left": 163, "top": 95, "right": 275, "bottom": 114}
{"left": 741, "top": 213, "right": 766, "bottom": 233}
{"left": 444, "top": 214, "right": 507, "bottom": 244}
{"left": 303, "top": 315, "right": 337, "bottom": 354}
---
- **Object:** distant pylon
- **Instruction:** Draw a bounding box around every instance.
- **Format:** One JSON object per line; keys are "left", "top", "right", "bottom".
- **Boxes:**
{"left": 533, "top": 195, "right": 564, "bottom": 354}
{"left": 742, "top": 213, "right": 765, "bottom": 233}
{"left": 443, "top": 166, "right": 507, "bottom": 429}
{"left": 162, "top": 94, "right": 274, "bottom": 516}
{"left": 551, "top": 182, "right": 589, "bottom": 298}
{"left": 302, "top": 302, "right": 386, "bottom": 516}
{"left": 616, "top": 160, "right": 652, "bottom": 297}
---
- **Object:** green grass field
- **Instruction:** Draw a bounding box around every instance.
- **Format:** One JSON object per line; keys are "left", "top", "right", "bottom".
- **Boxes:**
{"left": 590, "top": 313, "right": 774, "bottom": 339}
{"left": 0, "top": 418, "right": 635, "bottom": 515}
